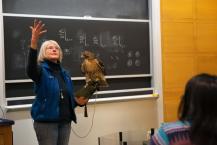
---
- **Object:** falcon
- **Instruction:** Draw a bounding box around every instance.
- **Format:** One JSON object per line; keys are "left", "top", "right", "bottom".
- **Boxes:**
{"left": 81, "top": 50, "right": 108, "bottom": 89}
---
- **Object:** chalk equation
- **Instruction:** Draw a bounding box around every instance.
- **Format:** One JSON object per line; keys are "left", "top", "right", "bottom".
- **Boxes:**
{"left": 4, "top": 16, "right": 150, "bottom": 80}
{"left": 58, "top": 28, "right": 125, "bottom": 48}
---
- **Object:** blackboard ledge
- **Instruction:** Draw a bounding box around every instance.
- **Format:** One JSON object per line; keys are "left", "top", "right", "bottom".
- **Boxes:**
{"left": 5, "top": 94, "right": 159, "bottom": 111}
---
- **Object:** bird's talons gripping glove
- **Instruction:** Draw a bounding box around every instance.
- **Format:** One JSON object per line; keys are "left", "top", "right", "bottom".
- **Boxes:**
{"left": 75, "top": 80, "right": 99, "bottom": 100}
{"left": 75, "top": 80, "right": 99, "bottom": 117}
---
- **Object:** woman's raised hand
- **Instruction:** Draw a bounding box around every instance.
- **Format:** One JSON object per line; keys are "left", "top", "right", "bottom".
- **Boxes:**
{"left": 30, "top": 19, "right": 47, "bottom": 49}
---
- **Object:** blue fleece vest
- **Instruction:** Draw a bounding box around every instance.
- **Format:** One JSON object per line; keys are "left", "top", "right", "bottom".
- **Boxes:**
{"left": 31, "top": 62, "right": 77, "bottom": 123}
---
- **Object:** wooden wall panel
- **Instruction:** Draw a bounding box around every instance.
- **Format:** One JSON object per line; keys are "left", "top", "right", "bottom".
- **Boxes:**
{"left": 161, "top": 0, "right": 194, "bottom": 19}
{"left": 162, "top": 22, "right": 195, "bottom": 53}
{"left": 196, "top": 0, "right": 217, "bottom": 20}
{"left": 161, "top": 0, "right": 217, "bottom": 122}
{"left": 163, "top": 55, "right": 195, "bottom": 89}
{"left": 196, "top": 55, "right": 217, "bottom": 75}
{"left": 163, "top": 90, "right": 182, "bottom": 121}
{"left": 196, "top": 23, "right": 217, "bottom": 52}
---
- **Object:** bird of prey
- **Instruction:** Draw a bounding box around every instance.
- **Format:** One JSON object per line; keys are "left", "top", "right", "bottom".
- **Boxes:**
{"left": 81, "top": 50, "right": 108, "bottom": 89}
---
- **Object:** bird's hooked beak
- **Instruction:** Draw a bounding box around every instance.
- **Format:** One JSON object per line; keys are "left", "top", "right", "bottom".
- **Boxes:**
{"left": 81, "top": 52, "right": 85, "bottom": 59}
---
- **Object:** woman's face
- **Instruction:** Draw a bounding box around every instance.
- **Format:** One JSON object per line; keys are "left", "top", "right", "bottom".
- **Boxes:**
{"left": 45, "top": 43, "right": 60, "bottom": 63}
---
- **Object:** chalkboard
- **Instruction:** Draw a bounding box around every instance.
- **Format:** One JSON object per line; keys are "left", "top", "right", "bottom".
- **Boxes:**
{"left": 3, "top": 0, "right": 149, "bottom": 19}
{"left": 4, "top": 16, "right": 150, "bottom": 80}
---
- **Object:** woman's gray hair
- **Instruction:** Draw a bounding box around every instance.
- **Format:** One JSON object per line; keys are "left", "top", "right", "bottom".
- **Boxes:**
{"left": 37, "top": 40, "right": 63, "bottom": 63}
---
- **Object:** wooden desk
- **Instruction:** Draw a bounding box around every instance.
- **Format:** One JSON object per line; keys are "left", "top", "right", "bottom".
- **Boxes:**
{"left": 0, "top": 118, "right": 14, "bottom": 145}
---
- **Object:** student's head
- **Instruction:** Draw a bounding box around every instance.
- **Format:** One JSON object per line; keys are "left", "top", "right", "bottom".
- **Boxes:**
{"left": 37, "top": 40, "right": 63, "bottom": 63}
{"left": 178, "top": 73, "right": 217, "bottom": 144}
{"left": 178, "top": 73, "right": 217, "bottom": 121}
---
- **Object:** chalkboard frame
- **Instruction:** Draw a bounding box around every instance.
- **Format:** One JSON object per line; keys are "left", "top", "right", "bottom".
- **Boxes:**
{"left": 3, "top": 0, "right": 149, "bottom": 19}
{"left": 2, "top": 0, "right": 154, "bottom": 107}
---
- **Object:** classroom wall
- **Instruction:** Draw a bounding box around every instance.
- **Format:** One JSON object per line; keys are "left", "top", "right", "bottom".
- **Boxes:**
{"left": 161, "top": 0, "right": 217, "bottom": 121}
{"left": 6, "top": 99, "right": 158, "bottom": 145}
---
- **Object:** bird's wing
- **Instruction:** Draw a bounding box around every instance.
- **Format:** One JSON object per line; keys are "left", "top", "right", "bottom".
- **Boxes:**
{"left": 94, "top": 59, "right": 106, "bottom": 75}
{"left": 81, "top": 61, "right": 86, "bottom": 73}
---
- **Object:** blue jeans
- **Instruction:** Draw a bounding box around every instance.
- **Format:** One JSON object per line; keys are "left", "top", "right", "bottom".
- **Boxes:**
{"left": 33, "top": 121, "right": 71, "bottom": 145}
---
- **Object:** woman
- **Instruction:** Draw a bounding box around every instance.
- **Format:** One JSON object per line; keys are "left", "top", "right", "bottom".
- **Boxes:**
{"left": 149, "top": 73, "right": 217, "bottom": 145}
{"left": 27, "top": 19, "right": 89, "bottom": 145}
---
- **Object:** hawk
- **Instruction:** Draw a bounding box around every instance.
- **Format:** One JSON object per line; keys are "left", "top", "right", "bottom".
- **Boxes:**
{"left": 81, "top": 50, "right": 108, "bottom": 89}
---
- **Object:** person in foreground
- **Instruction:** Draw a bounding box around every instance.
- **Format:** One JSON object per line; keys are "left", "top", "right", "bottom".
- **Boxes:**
{"left": 149, "top": 73, "right": 217, "bottom": 145}
{"left": 26, "top": 19, "right": 95, "bottom": 145}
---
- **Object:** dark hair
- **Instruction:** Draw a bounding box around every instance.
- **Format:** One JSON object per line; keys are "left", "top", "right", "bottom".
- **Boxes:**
{"left": 178, "top": 73, "right": 217, "bottom": 145}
